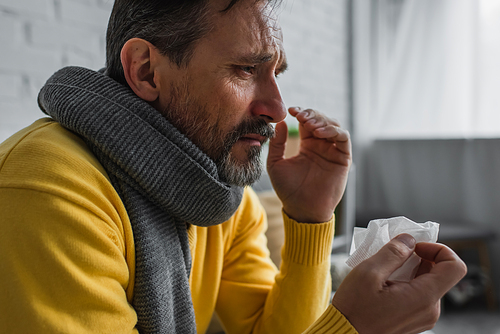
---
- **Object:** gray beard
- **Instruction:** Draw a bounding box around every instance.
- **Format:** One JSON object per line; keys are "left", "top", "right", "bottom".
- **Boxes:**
{"left": 215, "top": 136, "right": 265, "bottom": 187}
{"left": 160, "top": 84, "right": 274, "bottom": 187}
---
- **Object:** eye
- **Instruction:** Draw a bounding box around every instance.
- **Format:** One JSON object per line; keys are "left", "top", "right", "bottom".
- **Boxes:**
{"left": 239, "top": 65, "right": 256, "bottom": 75}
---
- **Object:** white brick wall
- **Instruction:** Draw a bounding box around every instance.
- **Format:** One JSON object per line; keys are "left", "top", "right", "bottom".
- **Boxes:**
{"left": 0, "top": 0, "right": 348, "bottom": 142}
{"left": 0, "top": 0, "right": 109, "bottom": 141}
{"left": 279, "top": 0, "right": 349, "bottom": 129}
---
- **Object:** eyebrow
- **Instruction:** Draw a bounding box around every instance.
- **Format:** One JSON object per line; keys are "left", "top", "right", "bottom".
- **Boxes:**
{"left": 234, "top": 52, "right": 289, "bottom": 74}
{"left": 236, "top": 52, "right": 274, "bottom": 64}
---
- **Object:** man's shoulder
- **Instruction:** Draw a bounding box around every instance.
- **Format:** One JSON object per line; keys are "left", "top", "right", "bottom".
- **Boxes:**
{"left": 0, "top": 118, "right": 130, "bottom": 237}
{"left": 0, "top": 118, "right": 111, "bottom": 192}
{"left": 2, "top": 118, "right": 100, "bottom": 165}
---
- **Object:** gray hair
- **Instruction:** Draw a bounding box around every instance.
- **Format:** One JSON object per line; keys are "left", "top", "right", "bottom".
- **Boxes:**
{"left": 105, "top": 0, "right": 280, "bottom": 87}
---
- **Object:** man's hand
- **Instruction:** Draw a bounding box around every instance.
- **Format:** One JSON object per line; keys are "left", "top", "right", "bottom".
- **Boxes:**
{"left": 267, "top": 107, "right": 352, "bottom": 223}
{"left": 332, "top": 234, "right": 468, "bottom": 334}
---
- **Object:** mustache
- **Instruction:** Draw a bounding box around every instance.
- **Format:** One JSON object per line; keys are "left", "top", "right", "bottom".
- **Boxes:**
{"left": 228, "top": 118, "right": 275, "bottom": 144}
{"left": 214, "top": 118, "right": 274, "bottom": 164}
{"left": 215, "top": 118, "right": 275, "bottom": 163}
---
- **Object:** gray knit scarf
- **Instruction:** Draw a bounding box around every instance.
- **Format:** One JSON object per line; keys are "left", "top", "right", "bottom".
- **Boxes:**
{"left": 38, "top": 66, "right": 244, "bottom": 333}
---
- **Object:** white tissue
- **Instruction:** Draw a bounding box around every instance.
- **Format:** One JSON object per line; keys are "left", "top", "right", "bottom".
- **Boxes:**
{"left": 346, "top": 216, "right": 439, "bottom": 282}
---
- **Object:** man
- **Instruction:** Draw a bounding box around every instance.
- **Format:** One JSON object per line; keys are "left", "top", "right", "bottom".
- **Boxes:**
{"left": 0, "top": 0, "right": 466, "bottom": 333}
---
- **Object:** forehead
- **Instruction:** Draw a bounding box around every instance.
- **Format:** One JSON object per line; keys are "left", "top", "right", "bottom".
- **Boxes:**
{"left": 206, "top": 0, "right": 285, "bottom": 61}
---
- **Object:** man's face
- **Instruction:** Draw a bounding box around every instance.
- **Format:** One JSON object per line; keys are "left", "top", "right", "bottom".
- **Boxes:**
{"left": 154, "top": 0, "right": 287, "bottom": 186}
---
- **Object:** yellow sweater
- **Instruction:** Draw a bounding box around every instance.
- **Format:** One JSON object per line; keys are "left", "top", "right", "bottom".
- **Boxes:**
{"left": 0, "top": 118, "right": 356, "bottom": 334}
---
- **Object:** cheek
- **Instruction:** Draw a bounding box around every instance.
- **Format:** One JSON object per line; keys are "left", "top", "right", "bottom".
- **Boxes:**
{"left": 215, "top": 81, "right": 254, "bottom": 117}
{"left": 198, "top": 78, "right": 255, "bottom": 132}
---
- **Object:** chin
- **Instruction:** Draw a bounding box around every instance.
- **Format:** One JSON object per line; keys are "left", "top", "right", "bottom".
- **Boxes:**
{"left": 217, "top": 148, "right": 263, "bottom": 187}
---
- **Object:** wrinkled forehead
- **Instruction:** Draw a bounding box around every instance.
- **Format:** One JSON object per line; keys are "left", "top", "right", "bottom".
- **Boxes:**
{"left": 211, "top": 0, "right": 285, "bottom": 57}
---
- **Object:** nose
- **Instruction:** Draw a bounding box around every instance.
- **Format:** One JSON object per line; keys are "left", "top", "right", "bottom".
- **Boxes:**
{"left": 250, "top": 75, "right": 287, "bottom": 123}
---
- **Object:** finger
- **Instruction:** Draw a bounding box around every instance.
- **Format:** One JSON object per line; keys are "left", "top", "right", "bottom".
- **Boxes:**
{"left": 313, "top": 125, "right": 349, "bottom": 142}
{"left": 360, "top": 234, "right": 416, "bottom": 282}
{"left": 414, "top": 258, "right": 434, "bottom": 278}
{"left": 288, "top": 106, "right": 304, "bottom": 119}
{"left": 289, "top": 107, "right": 341, "bottom": 128}
{"left": 290, "top": 107, "right": 351, "bottom": 155}
{"left": 413, "top": 243, "right": 467, "bottom": 295}
{"left": 313, "top": 125, "right": 351, "bottom": 155}
{"left": 301, "top": 117, "right": 339, "bottom": 135}
{"left": 267, "top": 121, "right": 287, "bottom": 165}
{"left": 415, "top": 242, "right": 460, "bottom": 263}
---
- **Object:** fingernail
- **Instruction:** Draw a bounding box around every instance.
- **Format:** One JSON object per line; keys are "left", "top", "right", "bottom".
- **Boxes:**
{"left": 395, "top": 234, "right": 416, "bottom": 249}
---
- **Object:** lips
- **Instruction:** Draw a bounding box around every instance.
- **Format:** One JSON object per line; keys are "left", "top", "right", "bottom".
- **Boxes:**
{"left": 239, "top": 133, "right": 267, "bottom": 145}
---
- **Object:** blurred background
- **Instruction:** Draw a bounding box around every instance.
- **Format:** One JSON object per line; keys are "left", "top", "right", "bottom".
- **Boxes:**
{"left": 1, "top": 0, "right": 499, "bottom": 332}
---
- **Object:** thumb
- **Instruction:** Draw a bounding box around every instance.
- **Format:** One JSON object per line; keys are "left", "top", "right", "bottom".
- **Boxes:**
{"left": 363, "top": 234, "right": 416, "bottom": 281}
{"left": 267, "top": 121, "right": 288, "bottom": 165}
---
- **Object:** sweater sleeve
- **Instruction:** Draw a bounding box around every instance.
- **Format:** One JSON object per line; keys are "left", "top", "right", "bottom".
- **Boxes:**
{"left": 303, "top": 305, "right": 358, "bottom": 334}
{"left": 0, "top": 120, "right": 139, "bottom": 333}
{"left": 215, "top": 188, "right": 358, "bottom": 334}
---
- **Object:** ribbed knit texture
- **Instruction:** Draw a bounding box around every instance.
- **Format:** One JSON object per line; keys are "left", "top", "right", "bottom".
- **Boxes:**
{"left": 37, "top": 66, "right": 244, "bottom": 334}
{"left": 304, "top": 305, "right": 358, "bottom": 334}
{"left": 282, "top": 211, "right": 335, "bottom": 266}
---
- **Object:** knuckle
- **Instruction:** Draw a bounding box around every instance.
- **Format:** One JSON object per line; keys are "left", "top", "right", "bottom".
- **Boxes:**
{"left": 386, "top": 242, "right": 410, "bottom": 259}
{"left": 330, "top": 118, "right": 341, "bottom": 127}
{"left": 325, "top": 124, "right": 336, "bottom": 133}
{"left": 421, "top": 295, "right": 441, "bottom": 319}
{"left": 411, "top": 297, "right": 440, "bottom": 331}
{"left": 305, "top": 108, "right": 316, "bottom": 116}
{"left": 426, "top": 302, "right": 441, "bottom": 325}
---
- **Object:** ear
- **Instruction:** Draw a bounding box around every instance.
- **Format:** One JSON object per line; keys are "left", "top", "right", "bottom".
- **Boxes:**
{"left": 121, "top": 38, "right": 161, "bottom": 102}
